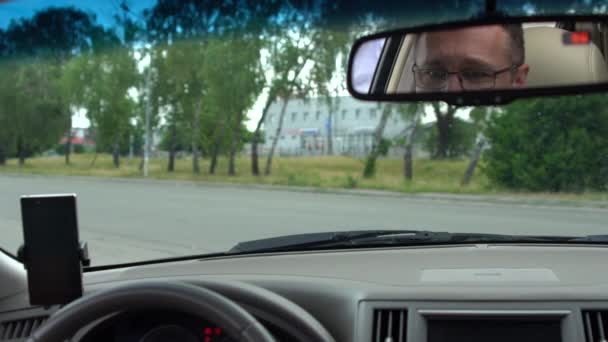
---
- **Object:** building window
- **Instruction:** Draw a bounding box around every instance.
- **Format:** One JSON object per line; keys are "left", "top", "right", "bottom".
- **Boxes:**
{"left": 291, "top": 112, "right": 297, "bottom": 121}
{"left": 355, "top": 109, "right": 360, "bottom": 120}
{"left": 369, "top": 109, "right": 377, "bottom": 119}
{"left": 342, "top": 110, "right": 347, "bottom": 120}
{"left": 280, "top": 135, "right": 285, "bottom": 140}
{"left": 303, "top": 112, "right": 309, "bottom": 121}
{"left": 316, "top": 111, "right": 321, "bottom": 120}
{"left": 292, "top": 135, "right": 297, "bottom": 140}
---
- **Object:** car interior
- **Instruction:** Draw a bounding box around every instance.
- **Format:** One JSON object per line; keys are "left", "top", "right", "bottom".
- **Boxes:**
{"left": 2, "top": 3, "right": 608, "bottom": 342}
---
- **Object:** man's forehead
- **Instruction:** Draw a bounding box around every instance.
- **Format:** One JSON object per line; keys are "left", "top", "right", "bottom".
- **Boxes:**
{"left": 422, "top": 25, "right": 507, "bottom": 41}
{"left": 416, "top": 25, "right": 511, "bottom": 67}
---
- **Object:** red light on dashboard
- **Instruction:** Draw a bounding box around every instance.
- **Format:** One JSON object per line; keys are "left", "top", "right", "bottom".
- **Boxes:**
{"left": 204, "top": 326, "right": 224, "bottom": 340}
{"left": 563, "top": 31, "right": 590, "bottom": 45}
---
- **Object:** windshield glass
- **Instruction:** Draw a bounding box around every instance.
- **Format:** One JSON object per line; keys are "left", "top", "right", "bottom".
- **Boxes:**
{"left": 1, "top": 0, "right": 607, "bottom": 266}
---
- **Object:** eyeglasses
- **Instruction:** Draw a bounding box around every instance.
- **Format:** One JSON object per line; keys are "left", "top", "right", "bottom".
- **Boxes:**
{"left": 412, "top": 64, "right": 521, "bottom": 91}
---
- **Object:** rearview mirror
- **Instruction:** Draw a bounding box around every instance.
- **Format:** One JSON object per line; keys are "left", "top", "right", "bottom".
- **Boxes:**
{"left": 347, "top": 15, "right": 608, "bottom": 106}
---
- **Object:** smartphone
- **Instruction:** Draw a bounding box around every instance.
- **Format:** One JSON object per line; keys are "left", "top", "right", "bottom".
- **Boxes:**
{"left": 20, "top": 194, "right": 83, "bottom": 305}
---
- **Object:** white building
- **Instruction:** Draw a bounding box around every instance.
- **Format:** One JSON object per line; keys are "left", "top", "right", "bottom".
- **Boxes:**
{"left": 263, "top": 96, "right": 410, "bottom": 157}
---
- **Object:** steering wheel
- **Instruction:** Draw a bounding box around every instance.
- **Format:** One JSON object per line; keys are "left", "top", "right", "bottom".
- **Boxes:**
{"left": 28, "top": 281, "right": 276, "bottom": 342}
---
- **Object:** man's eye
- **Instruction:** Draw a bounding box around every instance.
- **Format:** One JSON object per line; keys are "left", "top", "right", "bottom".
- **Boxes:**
{"left": 423, "top": 70, "right": 446, "bottom": 80}
{"left": 462, "top": 70, "right": 492, "bottom": 79}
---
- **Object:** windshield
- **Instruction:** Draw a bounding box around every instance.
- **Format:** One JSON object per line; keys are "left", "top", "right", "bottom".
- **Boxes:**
{"left": 0, "top": 0, "right": 607, "bottom": 266}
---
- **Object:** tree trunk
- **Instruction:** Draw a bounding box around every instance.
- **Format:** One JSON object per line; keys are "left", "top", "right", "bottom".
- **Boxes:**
{"left": 462, "top": 135, "right": 486, "bottom": 186}
{"left": 168, "top": 123, "right": 177, "bottom": 172}
{"left": 192, "top": 98, "right": 202, "bottom": 174}
{"left": 90, "top": 149, "right": 99, "bottom": 167}
{"left": 265, "top": 99, "right": 289, "bottom": 176}
{"left": 435, "top": 116, "right": 453, "bottom": 159}
{"left": 0, "top": 144, "right": 6, "bottom": 166}
{"left": 363, "top": 105, "right": 391, "bottom": 178}
{"left": 65, "top": 117, "right": 72, "bottom": 165}
{"left": 209, "top": 138, "right": 221, "bottom": 175}
{"left": 404, "top": 144, "right": 413, "bottom": 180}
{"left": 433, "top": 104, "right": 456, "bottom": 159}
{"left": 112, "top": 142, "right": 120, "bottom": 168}
{"left": 228, "top": 110, "right": 244, "bottom": 176}
{"left": 404, "top": 111, "right": 422, "bottom": 181}
{"left": 17, "top": 137, "right": 25, "bottom": 167}
{"left": 209, "top": 124, "right": 226, "bottom": 175}
{"left": 251, "top": 94, "right": 276, "bottom": 176}
{"left": 251, "top": 133, "right": 261, "bottom": 175}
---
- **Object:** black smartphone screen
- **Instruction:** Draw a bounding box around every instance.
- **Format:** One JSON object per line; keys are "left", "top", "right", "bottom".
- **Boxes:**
{"left": 20, "top": 194, "right": 83, "bottom": 305}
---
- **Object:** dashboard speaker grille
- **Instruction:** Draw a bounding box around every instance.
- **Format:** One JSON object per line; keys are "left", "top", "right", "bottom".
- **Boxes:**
{"left": 0, "top": 316, "right": 48, "bottom": 341}
{"left": 583, "top": 311, "right": 608, "bottom": 342}
{"left": 372, "top": 308, "right": 407, "bottom": 342}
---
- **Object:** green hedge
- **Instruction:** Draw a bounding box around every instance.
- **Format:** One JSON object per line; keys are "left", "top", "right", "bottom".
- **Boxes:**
{"left": 483, "top": 95, "right": 608, "bottom": 192}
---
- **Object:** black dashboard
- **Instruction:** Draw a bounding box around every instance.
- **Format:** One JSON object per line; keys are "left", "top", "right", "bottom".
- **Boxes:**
{"left": 79, "top": 310, "right": 292, "bottom": 342}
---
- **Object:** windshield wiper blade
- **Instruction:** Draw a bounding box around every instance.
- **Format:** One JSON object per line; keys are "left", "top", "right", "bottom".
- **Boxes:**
{"left": 228, "top": 230, "right": 573, "bottom": 254}
{"left": 228, "top": 230, "right": 441, "bottom": 253}
{"left": 567, "top": 235, "right": 608, "bottom": 243}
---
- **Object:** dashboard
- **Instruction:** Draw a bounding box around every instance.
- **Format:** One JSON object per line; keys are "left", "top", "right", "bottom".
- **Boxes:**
{"left": 2, "top": 243, "right": 608, "bottom": 341}
{"left": 77, "top": 310, "right": 292, "bottom": 342}
{"left": 81, "top": 311, "right": 230, "bottom": 342}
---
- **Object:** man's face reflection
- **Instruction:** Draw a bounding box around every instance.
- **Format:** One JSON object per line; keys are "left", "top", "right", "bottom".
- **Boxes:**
{"left": 413, "top": 25, "right": 529, "bottom": 92}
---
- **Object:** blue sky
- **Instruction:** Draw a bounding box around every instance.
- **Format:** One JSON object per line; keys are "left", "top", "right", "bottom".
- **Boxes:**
{"left": 0, "top": 0, "right": 156, "bottom": 29}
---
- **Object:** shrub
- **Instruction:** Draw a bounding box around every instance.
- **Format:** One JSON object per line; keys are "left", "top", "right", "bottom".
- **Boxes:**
{"left": 483, "top": 95, "right": 608, "bottom": 192}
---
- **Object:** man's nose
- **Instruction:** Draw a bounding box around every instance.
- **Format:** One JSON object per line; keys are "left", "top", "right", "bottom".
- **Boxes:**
{"left": 447, "top": 74, "right": 463, "bottom": 92}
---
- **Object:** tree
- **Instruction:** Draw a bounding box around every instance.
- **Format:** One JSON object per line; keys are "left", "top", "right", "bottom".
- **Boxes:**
{"left": 202, "top": 37, "right": 263, "bottom": 176}
{"left": 161, "top": 41, "right": 207, "bottom": 173}
{"left": 253, "top": 2, "right": 345, "bottom": 175}
{"left": 70, "top": 49, "right": 139, "bottom": 168}
{"left": 363, "top": 104, "right": 393, "bottom": 178}
{"left": 145, "top": 0, "right": 279, "bottom": 174}
{"left": 11, "top": 62, "right": 65, "bottom": 165}
{"left": 483, "top": 95, "right": 608, "bottom": 192}
{"left": 6, "top": 8, "right": 100, "bottom": 165}
{"left": 262, "top": 35, "right": 316, "bottom": 176}
{"left": 0, "top": 61, "right": 16, "bottom": 165}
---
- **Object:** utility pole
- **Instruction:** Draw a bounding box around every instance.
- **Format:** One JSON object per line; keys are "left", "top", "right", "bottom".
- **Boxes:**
{"left": 143, "top": 66, "right": 152, "bottom": 177}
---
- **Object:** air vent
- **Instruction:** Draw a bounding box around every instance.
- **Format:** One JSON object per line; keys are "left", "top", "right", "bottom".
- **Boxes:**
{"left": 583, "top": 311, "right": 608, "bottom": 342}
{"left": 372, "top": 308, "right": 407, "bottom": 342}
{"left": 0, "top": 316, "right": 48, "bottom": 341}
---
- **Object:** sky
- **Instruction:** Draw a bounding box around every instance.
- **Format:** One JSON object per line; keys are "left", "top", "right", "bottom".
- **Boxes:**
{"left": 0, "top": 0, "right": 156, "bottom": 29}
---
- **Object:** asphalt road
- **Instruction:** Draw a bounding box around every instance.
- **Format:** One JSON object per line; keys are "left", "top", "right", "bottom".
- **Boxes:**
{"left": 1, "top": 174, "right": 607, "bottom": 265}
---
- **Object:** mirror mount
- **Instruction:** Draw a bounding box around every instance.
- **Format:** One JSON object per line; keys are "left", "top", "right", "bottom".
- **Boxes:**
{"left": 485, "top": 0, "right": 497, "bottom": 17}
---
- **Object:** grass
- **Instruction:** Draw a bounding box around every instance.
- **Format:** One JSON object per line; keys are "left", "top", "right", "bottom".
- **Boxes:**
{"left": 1, "top": 153, "right": 607, "bottom": 203}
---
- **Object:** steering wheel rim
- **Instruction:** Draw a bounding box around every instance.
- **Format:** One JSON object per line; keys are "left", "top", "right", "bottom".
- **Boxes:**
{"left": 27, "top": 281, "right": 275, "bottom": 342}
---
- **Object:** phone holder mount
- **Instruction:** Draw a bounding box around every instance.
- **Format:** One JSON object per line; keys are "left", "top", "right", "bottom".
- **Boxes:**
{"left": 17, "top": 241, "right": 91, "bottom": 268}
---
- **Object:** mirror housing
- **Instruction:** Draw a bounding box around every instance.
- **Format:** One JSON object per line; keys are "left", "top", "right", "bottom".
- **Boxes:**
{"left": 347, "top": 15, "right": 608, "bottom": 106}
